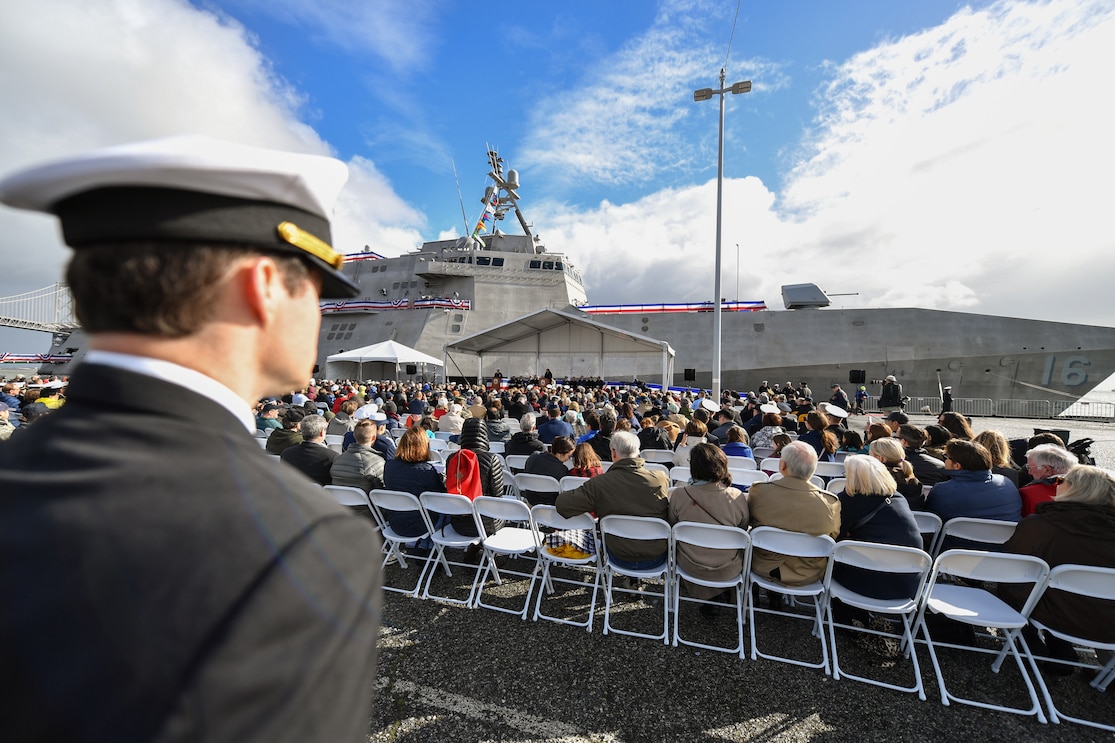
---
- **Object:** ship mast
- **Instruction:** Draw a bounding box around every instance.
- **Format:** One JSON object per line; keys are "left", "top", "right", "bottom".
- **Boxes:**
{"left": 469, "top": 149, "right": 536, "bottom": 252}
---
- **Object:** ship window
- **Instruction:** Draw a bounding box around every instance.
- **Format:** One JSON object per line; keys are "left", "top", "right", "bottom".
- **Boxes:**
{"left": 392, "top": 282, "right": 400, "bottom": 289}
{"left": 529, "top": 260, "right": 542, "bottom": 269}
{"left": 753, "top": 323, "right": 765, "bottom": 332}
{"left": 492, "top": 258, "right": 504, "bottom": 267}
{"left": 330, "top": 323, "right": 341, "bottom": 331}
{"left": 542, "top": 261, "right": 554, "bottom": 270}
{"left": 450, "top": 324, "right": 461, "bottom": 333}
{"left": 384, "top": 321, "right": 393, "bottom": 326}
{"left": 454, "top": 314, "right": 464, "bottom": 322}
{"left": 326, "top": 333, "right": 335, "bottom": 340}
{"left": 347, "top": 323, "right": 357, "bottom": 331}
{"left": 343, "top": 332, "right": 352, "bottom": 340}
{"left": 476, "top": 256, "right": 490, "bottom": 266}
{"left": 409, "top": 281, "right": 417, "bottom": 287}
{"left": 555, "top": 262, "right": 563, "bottom": 270}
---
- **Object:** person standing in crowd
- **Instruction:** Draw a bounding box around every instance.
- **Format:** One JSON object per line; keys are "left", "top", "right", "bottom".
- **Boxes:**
{"left": 941, "top": 385, "right": 953, "bottom": 413}
{"left": 0, "top": 137, "right": 380, "bottom": 742}
{"left": 829, "top": 384, "right": 850, "bottom": 411}
{"left": 878, "top": 375, "right": 903, "bottom": 414}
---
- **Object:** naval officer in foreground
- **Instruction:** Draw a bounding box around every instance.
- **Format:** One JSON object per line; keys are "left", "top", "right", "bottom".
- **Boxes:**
{"left": 0, "top": 137, "right": 381, "bottom": 742}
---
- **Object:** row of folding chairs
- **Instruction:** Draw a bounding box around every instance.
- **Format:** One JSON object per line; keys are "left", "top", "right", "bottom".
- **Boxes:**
{"left": 328, "top": 481, "right": 1114, "bottom": 732}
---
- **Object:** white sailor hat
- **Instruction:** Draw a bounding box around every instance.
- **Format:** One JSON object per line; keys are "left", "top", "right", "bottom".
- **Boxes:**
{"left": 0, "top": 136, "right": 359, "bottom": 298}
{"left": 819, "top": 402, "right": 849, "bottom": 419}
{"left": 760, "top": 403, "right": 779, "bottom": 414}
{"left": 699, "top": 398, "right": 718, "bottom": 413}
{"left": 353, "top": 403, "right": 379, "bottom": 420}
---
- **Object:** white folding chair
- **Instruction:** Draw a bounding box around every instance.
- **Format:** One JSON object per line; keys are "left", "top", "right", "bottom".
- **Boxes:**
{"left": 671, "top": 522, "right": 751, "bottom": 657}
{"left": 913, "top": 550, "right": 1050, "bottom": 722}
{"left": 599, "top": 515, "right": 672, "bottom": 644}
{"left": 912, "top": 511, "right": 943, "bottom": 554}
{"left": 559, "top": 475, "right": 591, "bottom": 493}
{"left": 488, "top": 440, "right": 505, "bottom": 454}
{"left": 531, "top": 505, "right": 601, "bottom": 631}
{"left": 366, "top": 489, "right": 436, "bottom": 598}
{"left": 814, "top": 461, "right": 846, "bottom": 481}
{"left": 417, "top": 492, "right": 483, "bottom": 607}
{"left": 823, "top": 541, "right": 933, "bottom": 698}
{"left": 428, "top": 438, "right": 449, "bottom": 452}
{"left": 726, "top": 457, "right": 758, "bottom": 470}
{"left": 324, "top": 434, "right": 345, "bottom": 452}
{"left": 753, "top": 447, "right": 775, "bottom": 460}
{"left": 759, "top": 457, "right": 781, "bottom": 473}
{"left": 1025, "top": 564, "right": 1115, "bottom": 732}
{"left": 825, "top": 477, "right": 847, "bottom": 494}
{"left": 729, "top": 469, "right": 768, "bottom": 488}
{"left": 672, "top": 445, "right": 696, "bottom": 467}
{"left": 934, "top": 516, "right": 1018, "bottom": 556}
{"left": 323, "top": 484, "right": 373, "bottom": 516}
{"left": 504, "top": 454, "right": 530, "bottom": 473}
{"left": 834, "top": 451, "right": 851, "bottom": 463}
{"left": 767, "top": 473, "right": 826, "bottom": 489}
{"left": 472, "top": 496, "right": 543, "bottom": 619}
{"left": 434, "top": 431, "right": 454, "bottom": 441}
{"left": 747, "top": 526, "right": 836, "bottom": 673}
{"left": 514, "top": 473, "right": 561, "bottom": 506}
{"left": 640, "top": 449, "right": 676, "bottom": 464}
{"left": 669, "top": 466, "right": 692, "bottom": 486}
{"left": 644, "top": 462, "right": 671, "bottom": 478}
{"left": 390, "top": 427, "right": 409, "bottom": 440}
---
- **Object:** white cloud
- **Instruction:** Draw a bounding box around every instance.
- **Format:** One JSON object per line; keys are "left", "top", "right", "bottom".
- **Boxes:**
{"left": 0, "top": 0, "right": 424, "bottom": 302}
{"left": 538, "top": 0, "right": 1115, "bottom": 328}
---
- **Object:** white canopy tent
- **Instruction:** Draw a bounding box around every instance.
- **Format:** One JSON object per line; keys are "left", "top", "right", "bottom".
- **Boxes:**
{"left": 325, "top": 340, "right": 444, "bottom": 381}
{"left": 443, "top": 308, "right": 674, "bottom": 385}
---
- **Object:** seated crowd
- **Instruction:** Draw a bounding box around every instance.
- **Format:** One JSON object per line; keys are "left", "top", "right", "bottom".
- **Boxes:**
{"left": 5, "top": 370, "right": 1112, "bottom": 663}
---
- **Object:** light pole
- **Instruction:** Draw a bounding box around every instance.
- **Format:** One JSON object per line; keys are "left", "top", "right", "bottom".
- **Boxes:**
{"left": 694, "top": 70, "right": 751, "bottom": 403}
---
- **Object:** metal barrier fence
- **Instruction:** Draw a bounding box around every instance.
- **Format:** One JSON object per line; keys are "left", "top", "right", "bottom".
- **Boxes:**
{"left": 866, "top": 397, "right": 1112, "bottom": 420}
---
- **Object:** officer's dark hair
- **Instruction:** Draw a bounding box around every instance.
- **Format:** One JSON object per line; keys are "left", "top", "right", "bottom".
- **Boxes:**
{"left": 66, "top": 242, "right": 311, "bottom": 337}
{"left": 946, "top": 439, "right": 992, "bottom": 471}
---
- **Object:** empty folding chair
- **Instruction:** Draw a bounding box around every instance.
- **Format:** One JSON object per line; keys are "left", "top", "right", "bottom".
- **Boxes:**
{"left": 323, "top": 484, "right": 374, "bottom": 519}
{"left": 428, "top": 438, "right": 449, "bottom": 452}
{"left": 935, "top": 516, "right": 1018, "bottom": 555}
{"left": 671, "top": 522, "right": 751, "bottom": 657}
{"left": 1025, "top": 564, "right": 1115, "bottom": 732}
{"left": 324, "top": 434, "right": 345, "bottom": 452}
{"left": 822, "top": 541, "right": 933, "bottom": 698}
{"left": 752, "top": 447, "right": 775, "bottom": 461}
{"left": 759, "top": 457, "right": 781, "bottom": 473}
{"left": 531, "top": 505, "right": 601, "bottom": 631}
{"left": 434, "top": 431, "right": 454, "bottom": 441}
{"left": 417, "top": 491, "right": 484, "bottom": 607}
{"left": 644, "top": 462, "right": 671, "bottom": 478}
{"left": 640, "top": 449, "right": 676, "bottom": 464}
{"left": 911, "top": 511, "right": 943, "bottom": 554}
{"left": 599, "top": 515, "right": 672, "bottom": 644}
{"left": 726, "top": 457, "right": 758, "bottom": 471}
{"left": 747, "top": 526, "right": 836, "bottom": 672}
{"left": 669, "top": 466, "right": 692, "bottom": 486}
{"left": 729, "top": 469, "right": 769, "bottom": 489}
{"left": 472, "top": 496, "right": 543, "bottom": 619}
{"left": 814, "top": 461, "right": 846, "bottom": 482}
{"left": 559, "top": 475, "right": 591, "bottom": 493}
{"left": 366, "top": 488, "right": 437, "bottom": 598}
{"left": 514, "top": 473, "right": 561, "bottom": 507}
{"left": 825, "top": 477, "right": 847, "bottom": 494}
{"left": 913, "top": 550, "right": 1050, "bottom": 722}
{"left": 504, "top": 454, "right": 530, "bottom": 474}
{"left": 390, "top": 427, "right": 408, "bottom": 440}
{"left": 488, "top": 440, "right": 505, "bottom": 454}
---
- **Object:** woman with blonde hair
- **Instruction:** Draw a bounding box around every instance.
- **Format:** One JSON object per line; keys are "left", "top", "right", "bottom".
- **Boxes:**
{"left": 832, "top": 455, "right": 922, "bottom": 602}
{"left": 973, "top": 429, "right": 1020, "bottom": 486}
{"left": 868, "top": 436, "right": 923, "bottom": 502}
{"left": 1000, "top": 465, "right": 1115, "bottom": 668}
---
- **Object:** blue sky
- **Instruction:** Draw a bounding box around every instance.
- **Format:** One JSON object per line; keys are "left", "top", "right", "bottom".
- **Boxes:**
{"left": 2, "top": 0, "right": 1114, "bottom": 361}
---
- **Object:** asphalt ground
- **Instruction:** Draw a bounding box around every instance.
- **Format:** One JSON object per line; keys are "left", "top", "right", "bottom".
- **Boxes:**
{"left": 368, "top": 413, "right": 1115, "bottom": 742}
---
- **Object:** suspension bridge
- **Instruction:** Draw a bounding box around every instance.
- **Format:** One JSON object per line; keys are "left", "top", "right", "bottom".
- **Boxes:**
{"left": 0, "top": 283, "right": 78, "bottom": 364}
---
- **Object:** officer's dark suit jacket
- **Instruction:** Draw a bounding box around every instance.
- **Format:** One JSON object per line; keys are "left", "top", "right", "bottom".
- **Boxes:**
{"left": 0, "top": 363, "right": 381, "bottom": 743}
{"left": 280, "top": 439, "right": 339, "bottom": 486}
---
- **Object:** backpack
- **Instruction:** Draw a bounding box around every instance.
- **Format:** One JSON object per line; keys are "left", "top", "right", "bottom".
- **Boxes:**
{"left": 445, "top": 448, "right": 483, "bottom": 500}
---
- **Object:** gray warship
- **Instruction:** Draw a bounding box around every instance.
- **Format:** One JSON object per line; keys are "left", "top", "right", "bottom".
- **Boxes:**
{"left": 316, "top": 150, "right": 1115, "bottom": 402}
{"left": 11, "top": 149, "right": 1115, "bottom": 403}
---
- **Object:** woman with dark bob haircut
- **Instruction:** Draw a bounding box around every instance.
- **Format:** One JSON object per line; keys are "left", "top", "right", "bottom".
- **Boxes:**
{"left": 667, "top": 443, "right": 749, "bottom": 611}
{"left": 382, "top": 427, "right": 447, "bottom": 542}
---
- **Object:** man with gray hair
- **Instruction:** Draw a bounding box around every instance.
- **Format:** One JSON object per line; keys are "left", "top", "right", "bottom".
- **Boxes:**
{"left": 747, "top": 441, "right": 840, "bottom": 587}
{"left": 281, "top": 413, "right": 338, "bottom": 486}
{"left": 556, "top": 431, "right": 670, "bottom": 569}
{"left": 1020, "top": 443, "right": 1079, "bottom": 517}
{"left": 506, "top": 411, "right": 545, "bottom": 456}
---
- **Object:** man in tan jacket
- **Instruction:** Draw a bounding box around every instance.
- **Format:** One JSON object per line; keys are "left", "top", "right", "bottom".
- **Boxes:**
{"left": 748, "top": 441, "right": 840, "bottom": 586}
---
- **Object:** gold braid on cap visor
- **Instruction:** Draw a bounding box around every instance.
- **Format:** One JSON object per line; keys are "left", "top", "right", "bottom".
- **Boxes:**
{"left": 277, "top": 221, "right": 344, "bottom": 270}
